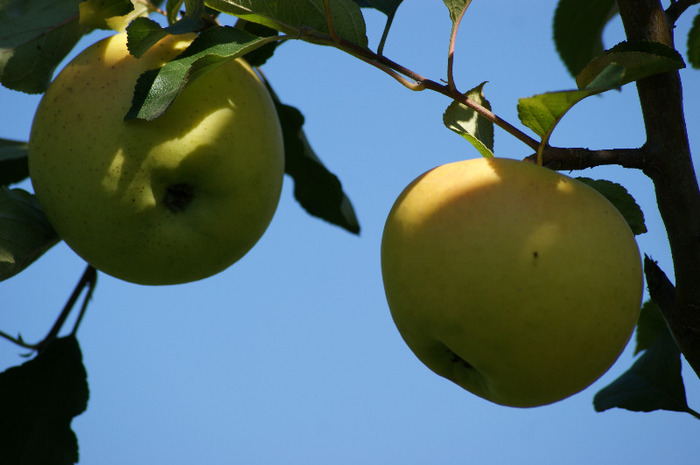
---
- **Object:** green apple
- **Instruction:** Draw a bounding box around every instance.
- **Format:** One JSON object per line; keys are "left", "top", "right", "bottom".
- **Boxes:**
{"left": 28, "top": 32, "right": 285, "bottom": 285}
{"left": 381, "top": 157, "right": 643, "bottom": 407}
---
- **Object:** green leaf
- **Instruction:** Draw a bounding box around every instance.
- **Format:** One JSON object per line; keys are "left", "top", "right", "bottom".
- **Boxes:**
{"left": 78, "top": 0, "right": 134, "bottom": 29}
{"left": 125, "top": 17, "right": 171, "bottom": 58}
{"left": 204, "top": 0, "right": 368, "bottom": 47}
{"left": 266, "top": 85, "right": 360, "bottom": 234}
{"left": 576, "top": 41, "right": 685, "bottom": 89}
{"left": 0, "top": 0, "right": 88, "bottom": 94}
{"left": 517, "top": 62, "right": 631, "bottom": 141}
{"left": 0, "top": 139, "right": 29, "bottom": 186}
{"left": 125, "top": 25, "right": 280, "bottom": 121}
{"left": 688, "top": 11, "right": 700, "bottom": 69}
{"left": 443, "top": 82, "right": 494, "bottom": 158}
{"left": 0, "top": 336, "right": 89, "bottom": 465}
{"left": 553, "top": 0, "right": 618, "bottom": 77}
{"left": 234, "top": 20, "right": 280, "bottom": 67}
{"left": 442, "top": 0, "right": 469, "bottom": 23}
{"left": 0, "top": 187, "right": 60, "bottom": 281}
{"left": 593, "top": 320, "right": 691, "bottom": 416}
{"left": 517, "top": 87, "right": 599, "bottom": 140}
{"left": 575, "top": 177, "right": 647, "bottom": 235}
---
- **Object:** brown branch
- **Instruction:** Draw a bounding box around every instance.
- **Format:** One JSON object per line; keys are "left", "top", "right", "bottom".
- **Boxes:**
{"left": 522, "top": 146, "right": 645, "bottom": 170}
{"left": 666, "top": 0, "right": 700, "bottom": 24}
{"left": 617, "top": 0, "right": 700, "bottom": 379}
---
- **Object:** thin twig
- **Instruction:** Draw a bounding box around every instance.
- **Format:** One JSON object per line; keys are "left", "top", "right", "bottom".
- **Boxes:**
{"left": 666, "top": 0, "right": 700, "bottom": 24}
{"left": 35, "top": 265, "right": 97, "bottom": 353}
{"left": 447, "top": 0, "right": 473, "bottom": 92}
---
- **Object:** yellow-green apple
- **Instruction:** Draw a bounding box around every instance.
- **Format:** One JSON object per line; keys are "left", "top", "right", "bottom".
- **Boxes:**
{"left": 29, "top": 32, "right": 284, "bottom": 285}
{"left": 381, "top": 157, "right": 643, "bottom": 407}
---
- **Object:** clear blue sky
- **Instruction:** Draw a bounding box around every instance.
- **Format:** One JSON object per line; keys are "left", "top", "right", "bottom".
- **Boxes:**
{"left": 2, "top": 2, "right": 699, "bottom": 464}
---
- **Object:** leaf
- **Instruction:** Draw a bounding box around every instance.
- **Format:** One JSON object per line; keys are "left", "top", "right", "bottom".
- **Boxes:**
{"left": 575, "top": 177, "right": 647, "bottom": 235}
{"left": 0, "top": 0, "right": 88, "bottom": 93}
{"left": 125, "top": 25, "right": 280, "bottom": 121}
{"left": 553, "top": 0, "right": 618, "bottom": 77}
{"left": 517, "top": 62, "right": 631, "bottom": 141}
{"left": 593, "top": 320, "right": 690, "bottom": 415}
{"left": 687, "top": 11, "right": 700, "bottom": 69}
{"left": 519, "top": 39, "right": 688, "bottom": 142}
{"left": 125, "top": 17, "right": 172, "bottom": 58}
{"left": 234, "top": 20, "right": 280, "bottom": 67}
{"left": 442, "top": 0, "right": 469, "bottom": 23}
{"left": 0, "top": 187, "right": 60, "bottom": 281}
{"left": 266, "top": 85, "right": 360, "bottom": 234}
{"left": 0, "top": 139, "right": 29, "bottom": 186}
{"left": 0, "top": 336, "right": 89, "bottom": 465}
{"left": 204, "top": 0, "right": 368, "bottom": 47}
{"left": 517, "top": 87, "right": 602, "bottom": 140}
{"left": 576, "top": 41, "right": 685, "bottom": 89}
{"left": 442, "top": 82, "right": 494, "bottom": 158}
{"left": 634, "top": 300, "right": 669, "bottom": 356}
{"left": 78, "top": 0, "right": 134, "bottom": 30}
{"left": 351, "top": 0, "right": 403, "bottom": 53}
{"left": 351, "top": 0, "right": 403, "bottom": 17}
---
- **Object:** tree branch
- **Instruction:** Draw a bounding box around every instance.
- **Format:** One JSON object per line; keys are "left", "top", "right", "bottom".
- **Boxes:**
{"left": 666, "top": 0, "right": 700, "bottom": 24}
{"left": 617, "top": 0, "right": 700, "bottom": 379}
{"left": 523, "top": 146, "right": 645, "bottom": 170}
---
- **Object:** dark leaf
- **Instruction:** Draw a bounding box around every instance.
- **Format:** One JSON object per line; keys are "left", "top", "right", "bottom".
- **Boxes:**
{"left": 0, "top": 187, "right": 60, "bottom": 281}
{"left": 265, "top": 87, "right": 359, "bottom": 234}
{"left": 0, "top": 139, "right": 29, "bottom": 186}
{"left": 351, "top": 0, "right": 403, "bottom": 17}
{"left": 204, "top": 0, "right": 368, "bottom": 47}
{"left": 0, "top": 336, "right": 89, "bottom": 465}
{"left": 0, "top": 0, "right": 88, "bottom": 93}
{"left": 635, "top": 300, "right": 670, "bottom": 356}
{"left": 593, "top": 324, "right": 689, "bottom": 415}
{"left": 553, "top": 0, "right": 618, "bottom": 77}
{"left": 235, "top": 20, "right": 280, "bottom": 67}
{"left": 575, "top": 178, "right": 647, "bottom": 235}
{"left": 688, "top": 11, "right": 700, "bottom": 69}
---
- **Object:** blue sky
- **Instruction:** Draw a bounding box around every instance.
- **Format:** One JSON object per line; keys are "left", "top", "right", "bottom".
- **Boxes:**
{"left": 2, "top": 1, "right": 699, "bottom": 464}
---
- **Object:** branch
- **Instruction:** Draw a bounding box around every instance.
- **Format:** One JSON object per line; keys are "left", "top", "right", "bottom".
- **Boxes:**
{"left": 523, "top": 146, "right": 646, "bottom": 170}
{"left": 666, "top": 0, "right": 700, "bottom": 24}
{"left": 617, "top": 0, "right": 700, "bottom": 379}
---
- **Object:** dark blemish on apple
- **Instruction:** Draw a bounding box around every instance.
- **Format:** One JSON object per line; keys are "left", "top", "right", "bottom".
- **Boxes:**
{"left": 533, "top": 251, "right": 539, "bottom": 259}
{"left": 162, "top": 183, "right": 194, "bottom": 213}
{"left": 447, "top": 347, "right": 474, "bottom": 370}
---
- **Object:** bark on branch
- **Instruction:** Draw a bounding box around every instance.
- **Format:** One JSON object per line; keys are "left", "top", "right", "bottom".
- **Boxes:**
{"left": 616, "top": 0, "right": 700, "bottom": 378}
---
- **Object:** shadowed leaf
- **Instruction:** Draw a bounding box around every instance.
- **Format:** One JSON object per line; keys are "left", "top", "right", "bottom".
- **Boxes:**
{"left": 265, "top": 85, "right": 359, "bottom": 235}
{"left": 443, "top": 82, "right": 494, "bottom": 158}
{"left": 0, "top": 0, "right": 88, "bottom": 93}
{"left": 0, "top": 336, "right": 89, "bottom": 465}
{"left": 553, "top": 0, "right": 618, "bottom": 76}
{"left": 576, "top": 177, "right": 647, "bottom": 235}
{"left": 0, "top": 188, "right": 60, "bottom": 281}
{"left": 0, "top": 139, "right": 29, "bottom": 186}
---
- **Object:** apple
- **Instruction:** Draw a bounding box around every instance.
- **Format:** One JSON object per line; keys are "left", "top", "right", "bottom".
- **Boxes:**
{"left": 381, "top": 157, "right": 643, "bottom": 407}
{"left": 28, "top": 32, "right": 284, "bottom": 285}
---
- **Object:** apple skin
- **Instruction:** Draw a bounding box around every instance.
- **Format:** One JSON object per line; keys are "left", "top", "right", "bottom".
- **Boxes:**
{"left": 28, "top": 32, "right": 284, "bottom": 285}
{"left": 381, "top": 157, "right": 643, "bottom": 407}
